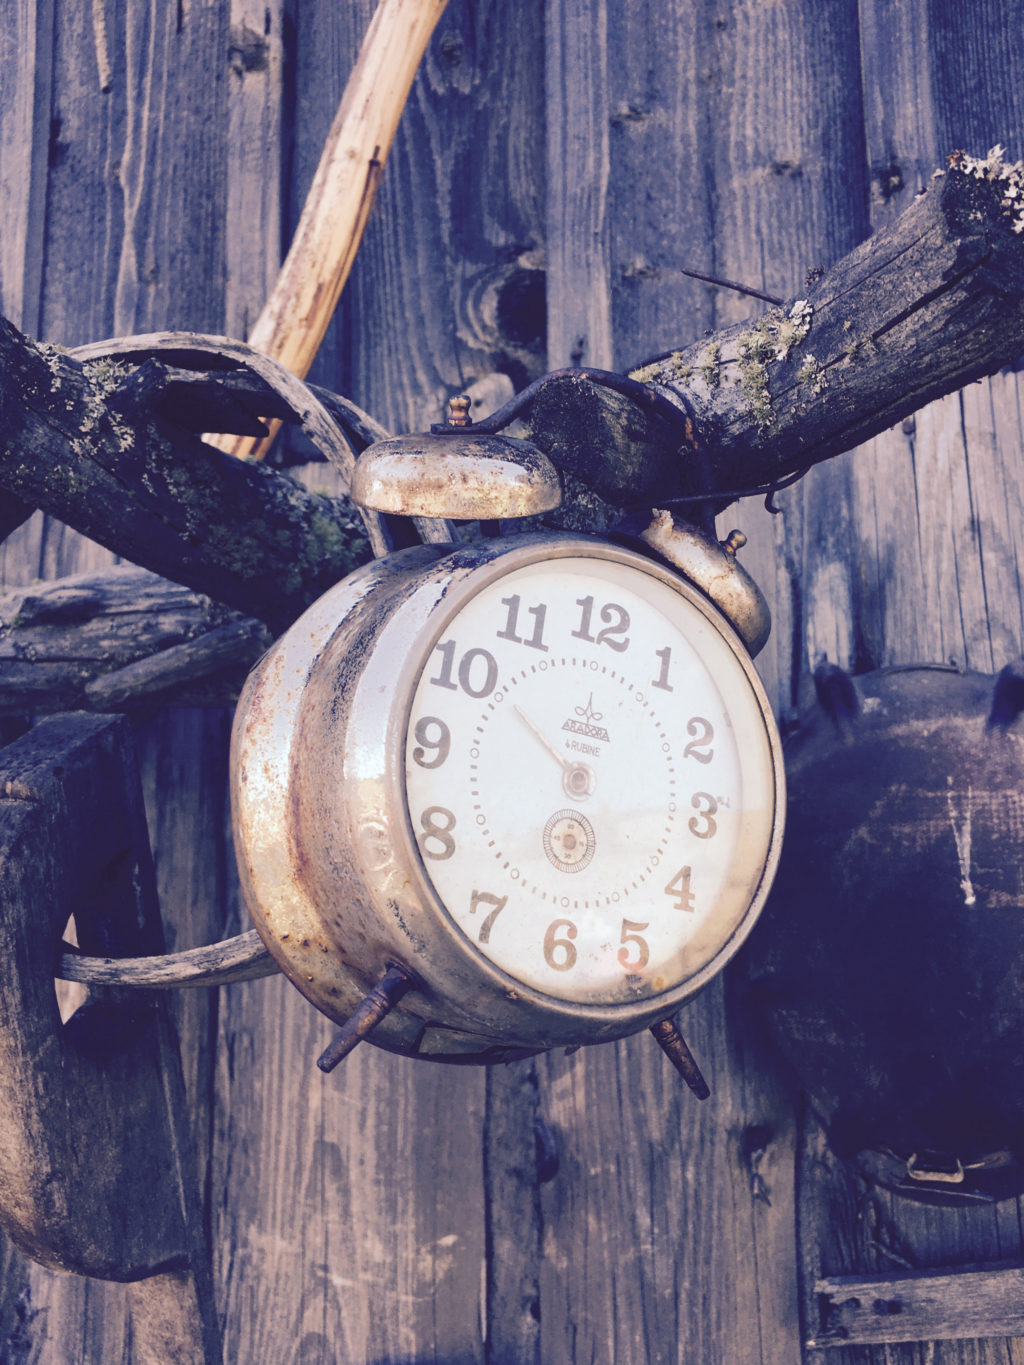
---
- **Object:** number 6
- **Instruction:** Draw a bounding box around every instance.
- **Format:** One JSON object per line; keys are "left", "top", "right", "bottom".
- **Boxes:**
{"left": 543, "top": 919, "right": 578, "bottom": 971}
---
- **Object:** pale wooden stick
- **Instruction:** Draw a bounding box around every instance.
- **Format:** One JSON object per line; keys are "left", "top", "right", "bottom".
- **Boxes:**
{"left": 57, "top": 929, "right": 278, "bottom": 988}
{"left": 213, "top": 0, "right": 450, "bottom": 460}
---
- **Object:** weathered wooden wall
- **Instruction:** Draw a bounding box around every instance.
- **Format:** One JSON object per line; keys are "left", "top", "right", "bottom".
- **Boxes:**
{"left": 1, "top": 0, "right": 1024, "bottom": 1361}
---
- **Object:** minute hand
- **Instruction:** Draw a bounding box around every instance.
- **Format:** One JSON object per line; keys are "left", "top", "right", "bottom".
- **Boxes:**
{"left": 514, "top": 706, "right": 595, "bottom": 799}
{"left": 514, "top": 706, "right": 572, "bottom": 770}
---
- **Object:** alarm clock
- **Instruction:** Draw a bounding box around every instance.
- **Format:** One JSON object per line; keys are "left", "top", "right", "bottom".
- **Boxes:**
{"left": 230, "top": 417, "right": 785, "bottom": 1073}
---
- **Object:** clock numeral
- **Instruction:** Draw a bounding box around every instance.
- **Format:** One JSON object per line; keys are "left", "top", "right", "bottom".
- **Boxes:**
{"left": 571, "top": 596, "right": 631, "bottom": 653}
{"left": 664, "top": 866, "right": 695, "bottom": 912}
{"left": 618, "top": 919, "right": 650, "bottom": 970}
{"left": 652, "top": 646, "right": 673, "bottom": 691}
{"left": 683, "top": 717, "right": 715, "bottom": 764}
{"left": 429, "top": 639, "right": 498, "bottom": 699}
{"left": 496, "top": 594, "right": 549, "bottom": 651}
{"left": 418, "top": 806, "right": 457, "bottom": 860}
{"left": 469, "top": 889, "right": 507, "bottom": 943}
{"left": 411, "top": 716, "right": 451, "bottom": 769}
{"left": 688, "top": 792, "right": 718, "bottom": 840}
{"left": 543, "top": 918, "right": 578, "bottom": 971}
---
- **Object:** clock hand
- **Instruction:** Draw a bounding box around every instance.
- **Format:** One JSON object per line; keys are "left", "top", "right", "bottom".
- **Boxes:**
{"left": 514, "top": 705, "right": 595, "bottom": 799}
{"left": 514, "top": 705, "right": 570, "bottom": 768}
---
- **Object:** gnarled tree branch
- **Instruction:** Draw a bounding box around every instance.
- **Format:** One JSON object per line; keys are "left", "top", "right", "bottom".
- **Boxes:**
{"left": 0, "top": 156, "right": 1022, "bottom": 655}
{"left": 662, "top": 161, "right": 1024, "bottom": 496}
{"left": 0, "top": 324, "right": 372, "bottom": 630}
{"left": 530, "top": 158, "right": 1024, "bottom": 507}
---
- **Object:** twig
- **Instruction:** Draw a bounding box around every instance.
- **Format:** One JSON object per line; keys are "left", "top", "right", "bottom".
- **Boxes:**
{"left": 675, "top": 265, "right": 783, "bottom": 306}
{"left": 212, "top": 0, "right": 451, "bottom": 461}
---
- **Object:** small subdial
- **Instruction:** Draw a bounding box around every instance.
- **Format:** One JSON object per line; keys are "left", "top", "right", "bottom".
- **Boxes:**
{"left": 543, "top": 809, "right": 595, "bottom": 873}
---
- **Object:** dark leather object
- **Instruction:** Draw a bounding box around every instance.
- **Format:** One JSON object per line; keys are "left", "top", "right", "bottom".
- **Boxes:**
{"left": 741, "top": 663, "right": 1024, "bottom": 1203}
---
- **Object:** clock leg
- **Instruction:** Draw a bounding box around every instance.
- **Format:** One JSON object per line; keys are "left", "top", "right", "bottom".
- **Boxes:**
{"left": 316, "top": 965, "right": 418, "bottom": 1072}
{"left": 649, "top": 1017, "right": 711, "bottom": 1099}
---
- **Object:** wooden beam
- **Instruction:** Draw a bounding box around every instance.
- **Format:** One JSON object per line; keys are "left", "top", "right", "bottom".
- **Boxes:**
{"left": 810, "top": 1264, "right": 1024, "bottom": 1348}
{"left": 0, "top": 566, "right": 268, "bottom": 716}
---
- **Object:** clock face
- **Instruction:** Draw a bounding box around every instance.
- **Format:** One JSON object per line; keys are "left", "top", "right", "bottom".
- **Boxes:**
{"left": 403, "top": 549, "right": 779, "bottom": 1007}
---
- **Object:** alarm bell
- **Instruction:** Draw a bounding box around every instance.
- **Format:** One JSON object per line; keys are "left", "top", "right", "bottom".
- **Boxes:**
{"left": 640, "top": 510, "right": 771, "bottom": 656}
{"left": 351, "top": 396, "right": 562, "bottom": 521}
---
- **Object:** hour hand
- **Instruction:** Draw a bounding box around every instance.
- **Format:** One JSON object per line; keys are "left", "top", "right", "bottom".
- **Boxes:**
{"left": 514, "top": 706, "right": 595, "bottom": 799}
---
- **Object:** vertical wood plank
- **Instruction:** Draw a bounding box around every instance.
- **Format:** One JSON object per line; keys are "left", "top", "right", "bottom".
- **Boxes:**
{"left": 606, "top": 1, "right": 716, "bottom": 367}
{"left": 134, "top": 708, "right": 233, "bottom": 1207}
{"left": 40, "top": 0, "right": 228, "bottom": 344}
{"left": 0, "top": 0, "right": 54, "bottom": 591}
{"left": 0, "top": 0, "right": 54, "bottom": 338}
{"left": 544, "top": 0, "right": 612, "bottom": 370}
{"left": 224, "top": 0, "right": 287, "bottom": 340}
{"left": 213, "top": 976, "right": 487, "bottom": 1365}
{"left": 482, "top": 1061, "right": 544, "bottom": 1365}
{"left": 532, "top": 979, "right": 799, "bottom": 1365}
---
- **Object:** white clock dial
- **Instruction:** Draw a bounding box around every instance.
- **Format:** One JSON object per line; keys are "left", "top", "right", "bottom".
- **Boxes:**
{"left": 403, "top": 552, "right": 778, "bottom": 1006}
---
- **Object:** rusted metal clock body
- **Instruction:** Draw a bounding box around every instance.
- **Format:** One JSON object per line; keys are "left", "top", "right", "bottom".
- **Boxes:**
{"left": 231, "top": 532, "right": 784, "bottom": 1064}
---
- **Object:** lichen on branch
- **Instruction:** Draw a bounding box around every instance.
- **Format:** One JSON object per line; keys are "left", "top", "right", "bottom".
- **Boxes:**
{"left": 611, "top": 152, "right": 1024, "bottom": 503}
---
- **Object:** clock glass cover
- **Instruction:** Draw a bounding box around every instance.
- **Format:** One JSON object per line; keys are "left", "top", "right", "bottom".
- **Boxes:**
{"left": 403, "top": 551, "right": 779, "bottom": 1006}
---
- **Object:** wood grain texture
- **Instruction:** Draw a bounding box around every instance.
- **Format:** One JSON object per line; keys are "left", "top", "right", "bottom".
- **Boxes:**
{"left": 241, "top": 0, "right": 451, "bottom": 382}
{"left": 224, "top": 0, "right": 286, "bottom": 342}
{"left": 0, "top": 0, "right": 53, "bottom": 338}
{"left": 214, "top": 0, "right": 452, "bottom": 460}
{"left": 41, "top": 0, "right": 227, "bottom": 344}
{"left": 0, "top": 0, "right": 56, "bottom": 592}
{"left": 212, "top": 975, "right": 488, "bottom": 1365}
{"left": 531, "top": 984, "right": 800, "bottom": 1365}
{"left": 545, "top": 0, "right": 613, "bottom": 370}
{"left": 605, "top": 3, "right": 716, "bottom": 367}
